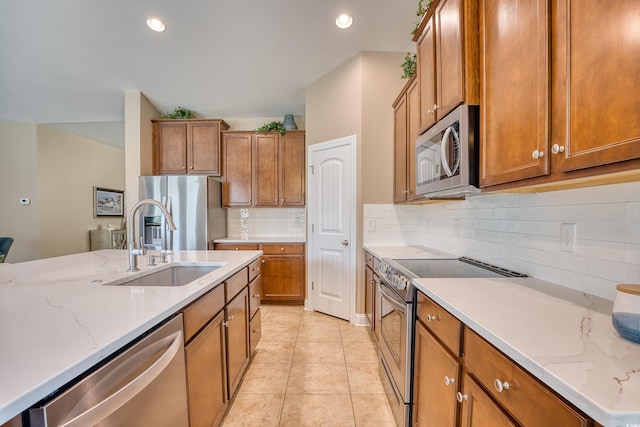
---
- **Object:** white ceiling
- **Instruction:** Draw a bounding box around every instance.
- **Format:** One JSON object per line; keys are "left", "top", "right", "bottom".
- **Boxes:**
{"left": 0, "top": 0, "right": 418, "bottom": 148}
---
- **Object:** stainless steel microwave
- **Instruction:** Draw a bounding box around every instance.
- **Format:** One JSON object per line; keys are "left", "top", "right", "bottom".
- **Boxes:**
{"left": 415, "top": 104, "right": 480, "bottom": 198}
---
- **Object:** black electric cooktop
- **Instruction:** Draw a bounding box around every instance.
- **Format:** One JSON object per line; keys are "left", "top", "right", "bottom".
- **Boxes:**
{"left": 392, "top": 257, "right": 527, "bottom": 279}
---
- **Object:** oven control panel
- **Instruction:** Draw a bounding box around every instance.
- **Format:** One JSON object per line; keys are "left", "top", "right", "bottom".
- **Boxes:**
{"left": 378, "top": 262, "right": 410, "bottom": 291}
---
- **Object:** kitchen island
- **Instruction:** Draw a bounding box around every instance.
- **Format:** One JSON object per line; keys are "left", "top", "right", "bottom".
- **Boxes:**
{"left": 365, "top": 245, "right": 640, "bottom": 427}
{"left": 0, "top": 249, "right": 261, "bottom": 424}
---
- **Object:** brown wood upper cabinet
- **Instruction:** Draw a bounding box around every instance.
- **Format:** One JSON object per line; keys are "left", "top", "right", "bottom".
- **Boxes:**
{"left": 393, "top": 75, "right": 424, "bottom": 203}
{"left": 480, "top": 0, "right": 640, "bottom": 190}
{"left": 152, "top": 119, "right": 229, "bottom": 176}
{"left": 222, "top": 131, "right": 305, "bottom": 208}
{"left": 415, "top": 0, "right": 479, "bottom": 134}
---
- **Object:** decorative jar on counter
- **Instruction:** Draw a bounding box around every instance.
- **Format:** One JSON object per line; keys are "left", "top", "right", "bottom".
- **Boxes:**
{"left": 612, "top": 284, "right": 640, "bottom": 344}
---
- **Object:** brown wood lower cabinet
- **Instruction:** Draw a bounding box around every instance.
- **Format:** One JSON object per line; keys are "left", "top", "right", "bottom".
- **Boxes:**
{"left": 185, "top": 310, "right": 227, "bottom": 427}
{"left": 181, "top": 264, "right": 253, "bottom": 427}
{"left": 413, "top": 290, "right": 593, "bottom": 427}
{"left": 215, "top": 242, "right": 306, "bottom": 304}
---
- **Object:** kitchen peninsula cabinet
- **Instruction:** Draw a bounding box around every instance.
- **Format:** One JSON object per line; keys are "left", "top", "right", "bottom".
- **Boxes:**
{"left": 414, "top": 0, "right": 479, "bottom": 134}
{"left": 222, "top": 131, "right": 305, "bottom": 208}
{"left": 393, "top": 75, "right": 423, "bottom": 203}
{"left": 480, "top": 0, "right": 640, "bottom": 190}
{"left": 152, "top": 119, "right": 229, "bottom": 176}
{"left": 413, "top": 290, "right": 592, "bottom": 427}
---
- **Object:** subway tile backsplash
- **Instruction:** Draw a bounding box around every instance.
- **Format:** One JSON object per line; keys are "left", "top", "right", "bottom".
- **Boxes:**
{"left": 364, "top": 181, "right": 640, "bottom": 300}
{"left": 227, "top": 208, "right": 306, "bottom": 240}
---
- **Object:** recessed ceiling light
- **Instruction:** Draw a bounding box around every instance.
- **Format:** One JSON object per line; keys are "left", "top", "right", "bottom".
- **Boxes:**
{"left": 146, "top": 17, "right": 166, "bottom": 33}
{"left": 335, "top": 14, "right": 353, "bottom": 29}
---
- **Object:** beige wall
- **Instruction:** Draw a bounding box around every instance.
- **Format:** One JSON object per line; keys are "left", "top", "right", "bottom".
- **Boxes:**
{"left": 124, "top": 91, "right": 160, "bottom": 213}
{"left": 0, "top": 123, "right": 40, "bottom": 262}
{"left": 37, "top": 125, "right": 125, "bottom": 258}
{"left": 305, "top": 51, "right": 407, "bottom": 315}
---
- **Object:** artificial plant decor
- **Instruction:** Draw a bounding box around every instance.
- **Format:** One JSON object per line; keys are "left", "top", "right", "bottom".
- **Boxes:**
{"left": 160, "top": 106, "right": 196, "bottom": 119}
{"left": 411, "top": 0, "right": 433, "bottom": 36}
{"left": 256, "top": 120, "right": 286, "bottom": 135}
{"left": 401, "top": 52, "right": 417, "bottom": 79}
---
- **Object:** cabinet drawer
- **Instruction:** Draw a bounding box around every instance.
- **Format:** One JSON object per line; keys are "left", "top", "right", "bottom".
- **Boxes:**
{"left": 225, "top": 267, "right": 248, "bottom": 302}
{"left": 248, "top": 257, "right": 261, "bottom": 282}
{"left": 249, "top": 308, "right": 261, "bottom": 355}
{"left": 249, "top": 274, "right": 262, "bottom": 319}
{"left": 214, "top": 243, "right": 260, "bottom": 251}
{"left": 260, "top": 243, "right": 304, "bottom": 255}
{"left": 464, "top": 328, "right": 590, "bottom": 427}
{"left": 416, "top": 291, "right": 463, "bottom": 356}
{"left": 182, "top": 284, "right": 225, "bottom": 342}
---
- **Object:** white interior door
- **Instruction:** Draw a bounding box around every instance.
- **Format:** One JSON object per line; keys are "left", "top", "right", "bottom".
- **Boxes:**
{"left": 307, "top": 136, "right": 356, "bottom": 322}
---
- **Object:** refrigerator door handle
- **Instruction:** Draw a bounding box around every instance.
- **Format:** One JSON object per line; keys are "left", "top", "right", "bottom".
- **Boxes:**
{"left": 161, "top": 196, "right": 173, "bottom": 252}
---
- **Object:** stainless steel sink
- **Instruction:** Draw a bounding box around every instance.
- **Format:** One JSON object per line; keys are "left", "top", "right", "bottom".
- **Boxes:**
{"left": 107, "top": 265, "right": 223, "bottom": 287}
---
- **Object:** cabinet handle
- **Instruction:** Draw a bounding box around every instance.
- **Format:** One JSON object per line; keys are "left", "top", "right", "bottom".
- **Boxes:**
{"left": 426, "top": 314, "right": 440, "bottom": 322}
{"left": 456, "top": 392, "right": 468, "bottom": 403}
{"left": 262, "top": 259, "right": 266, "bottom": 264}
{"left": 551, "top": 144, "right": 565, "bottom": 154}
{"left": 189, "top": 166, "right": 193, "bottom": 169}
{"left": 281, "top": 198, "right": 284, "bottom": 202}
{"left": 274, "top": 198, "right": 277, "bottom": 202}
{"left": 494, "top": 379, "right": 510, "bottom": 393}
{"left": 228, "top": 315, "right": 235, "bottom": 322}
{"left": 427, "top": 109, "right": 433, "bottom": 116}
{"left": 433, "top": 104, "right": 440, "bottom": 111}
{"left": 253, "top": 293, "right": 261, "bottom": 298}
{"left": 532, "top": 149, "right": 544, "bottom": 159}
{"left": 223, "top": 321, "right": 230, "bottom": 328}
{"left": 444, "top": 376, "right": 455, "bottom": 386}
{"left": 252, "top": 329, "right": 261, "bottom": 333}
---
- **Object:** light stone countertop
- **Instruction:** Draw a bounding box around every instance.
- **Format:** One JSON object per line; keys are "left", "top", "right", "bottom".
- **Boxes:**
{"left": 0, "top": 249, "right": 261, "bottom": 424}
{"left": 214, "top": 237, "right": 306, "bottom": 244}
{"left": 412, "top": 276, "right": 640, "bottom": 427}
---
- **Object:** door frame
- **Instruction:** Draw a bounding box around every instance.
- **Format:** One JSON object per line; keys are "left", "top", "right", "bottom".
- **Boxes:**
{"left": 306, "top": 135, "right": 358, "bottom": 324}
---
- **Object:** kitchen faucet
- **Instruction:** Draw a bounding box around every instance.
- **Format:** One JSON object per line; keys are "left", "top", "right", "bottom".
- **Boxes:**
{"left": 127, "top": 199, "right": 177, "bottom": 272}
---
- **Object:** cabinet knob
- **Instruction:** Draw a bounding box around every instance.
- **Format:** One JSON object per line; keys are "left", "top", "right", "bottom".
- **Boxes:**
{"left": 253, "top": 293, "right": 261, "bottom": 298}
{"left": 189, "top": 166, "right": 193, "bottom": 169}
{"left": 275, "top": 198, "right": 278, "bottom": 202}
{"left": 433, "top": 104, "right": 440, "bottom": 111}
{"left": 426, "top": 314, "right": 440, "bottom": 322}
{"left": 494, "top": 379, "right": 510, "bottom": 393}
{"left": 252, "top": 329, "right": 261, "bottom": 333}
{"left": 532, "top": 149, "right": 544, "bottom": 159}
{"left": 456, "top": 392, "right": 468, "bottom": 403}
{"left": 223, "top": 321, "right": 230, "bottom": 328}
{"left": 551, "top": 144, "right": 565, "bottom": 154}
{"left": 280, "top": 247, "right": 284, "bottom": 251}
{"left": 228, "top": 315, "right": 235, "bottom": 322}
{"left": 262, "top": 259, "right": 266, "bottom": 263}
{"left": 427, "top": 109, "right": 434, "bottom": 116}
{"left": 444, "top": 376, "right": 456, "bottom": 386}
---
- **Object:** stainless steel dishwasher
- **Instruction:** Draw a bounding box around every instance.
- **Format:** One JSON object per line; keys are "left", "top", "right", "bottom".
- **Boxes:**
{"left": 29, "top": 314, "right": 189, "bottom": 427}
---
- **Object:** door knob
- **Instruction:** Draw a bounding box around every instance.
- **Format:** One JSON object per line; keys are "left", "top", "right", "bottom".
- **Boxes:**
{"left": 341, "top": 240, "right": 349, "bottom": 246}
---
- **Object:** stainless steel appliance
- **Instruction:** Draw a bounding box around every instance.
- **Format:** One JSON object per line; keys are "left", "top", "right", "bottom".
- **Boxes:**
{"left": 29, "top": 314, "right": 189, "bottom": 427}
{"left": 415, "top": 104, "right": 480, "bottom": 198}
{"left": 139, "top": 176, "right": 227, "bottom": 251}
{"left": 376, "top": 257, "right": 526, "bottom": 427}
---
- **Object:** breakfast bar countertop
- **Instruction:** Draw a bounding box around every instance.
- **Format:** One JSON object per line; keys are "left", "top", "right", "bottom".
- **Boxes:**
{"left": 0, "top": 249, "right": 262, "bottom": 424}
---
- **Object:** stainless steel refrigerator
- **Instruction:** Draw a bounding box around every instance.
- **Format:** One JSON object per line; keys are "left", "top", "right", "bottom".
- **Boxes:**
{"left": 139, "top": 176, "right": 227, "bottom": 251}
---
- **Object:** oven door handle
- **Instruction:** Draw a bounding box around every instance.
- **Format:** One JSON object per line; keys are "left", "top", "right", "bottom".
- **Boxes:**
{"left": 379, "top": 285, "right": 407, "bottom": 313}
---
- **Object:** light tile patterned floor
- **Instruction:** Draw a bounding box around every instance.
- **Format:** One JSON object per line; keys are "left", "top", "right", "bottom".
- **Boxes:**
{"left": 221, "top": 305, "right": 397, "bottom": 427}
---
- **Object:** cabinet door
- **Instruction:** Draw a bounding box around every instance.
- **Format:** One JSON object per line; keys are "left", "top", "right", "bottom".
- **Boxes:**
{"left": 479, "top": 0, "right": 550, "bottom": 187}
{"left": 156, "top": 123, "right": 188, "bottom": 174}
{"left": 459, "top": 374, "right": 516, "bottom": 427}
{"left": 188, "top": 122, "right": 221, "bottom": 175}
{"left": 393, "top": 91, "right": 408, "bottom": 203}
{"left": 280, "top": 132, "right": 305, "bottom": 206}
{"left": 253, "top": 133, "right": 279, "bottom": 206}
{"left": 226, "top": 288, "right": 250, "bottom": 398}
{"left": 418, "top": 14, "right": 437, "bottom": 132}
{"left": 551, "top": 0, "right": 640, "bottom": 172}
{"left": 222, "top": 133, "right": 253, "bottom": 207}
{"left": 435, "top": 0, "right": 465, "bottom": 118}
{"left": 185, "top": 310, "right": 227, "bottom": 427}
{"left": 261, "top": 255, "right": 305, "bottom": 302}
{"left": 406, "top": 77, "right": 421, "bottom": 201}
{"left": 413, "top": 320, "right": 461, "bottom": 427}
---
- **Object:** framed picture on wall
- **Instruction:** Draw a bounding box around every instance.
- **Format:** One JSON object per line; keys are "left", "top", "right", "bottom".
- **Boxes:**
{"left": 94, "top": 187, "right": 124, "bottom": 217}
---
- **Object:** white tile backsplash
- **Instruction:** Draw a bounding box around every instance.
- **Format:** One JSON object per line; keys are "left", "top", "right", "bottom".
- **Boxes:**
{"left": 364, "top": 181, "right": 640, "bottom": 300}
{"left": 227, "top": 207, "right": 306, "bottom": 239}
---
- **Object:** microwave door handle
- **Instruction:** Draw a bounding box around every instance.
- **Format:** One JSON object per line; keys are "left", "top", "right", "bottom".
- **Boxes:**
{"left": 440, "top": 125, "right": 455, "bottom": 177}
{"left": 449, "top": 126, "right": 461, "bottom": 175}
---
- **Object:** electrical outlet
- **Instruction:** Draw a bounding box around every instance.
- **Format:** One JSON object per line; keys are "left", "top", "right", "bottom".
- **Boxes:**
{"left": 366, "top": 218, "right": 376, "bottom": 231}
{"left": 561, "top": 223, "right": 577, "bottom": 252}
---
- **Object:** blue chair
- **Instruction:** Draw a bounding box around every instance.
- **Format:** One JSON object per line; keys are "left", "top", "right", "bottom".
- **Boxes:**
{"left": 0, "top": 237, "right": 14, "bottom": 263}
